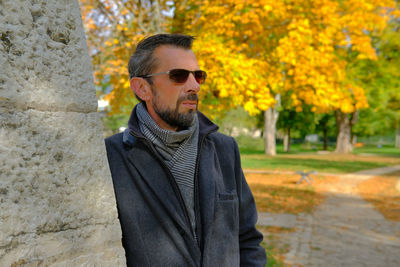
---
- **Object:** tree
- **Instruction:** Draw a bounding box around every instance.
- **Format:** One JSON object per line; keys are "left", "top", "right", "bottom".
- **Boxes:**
{"left": 349, "top": 18, "right": 400, "bottom": 147}
{"left": 80, "top": 0, "right": 275, "bottom": 121}
{"left": 80, "top": 0, "right": 399, "bottom": 155}
{"left": 315, "top": 113, "right": 337, "bottom": 150}
{"left": 277, "top": 104, "right": 317, "bottom": 152}
{"left": 171, "top": 0, "right": 288, "bottom": 155}
{"left": 190, "top": 34, "right": 275, "bottom": 121}
{"left": 374, "top": 18, "right": 400, "bottom": 148}
{"left": 181, "top": 0, "right": 397, "bottom": 154}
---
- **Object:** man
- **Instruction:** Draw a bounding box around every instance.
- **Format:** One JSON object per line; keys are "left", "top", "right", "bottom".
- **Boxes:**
{"left": 105, "top": 34, "right": 266, "bottom": 266}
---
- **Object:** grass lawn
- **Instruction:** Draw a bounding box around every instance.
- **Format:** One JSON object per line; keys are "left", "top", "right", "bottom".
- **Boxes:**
{"left": 236, "top": 136, "right": 400, "bottom": 158}
{"left": 353, "top": 145, "right": 400, "bottom": 157}
{"left": 241, "top": 154, "right": 397, "bottom": 173}
{"left": 240, "top": 148, "right": 400, "bottom": 173}
{"left": 236, "top": 137, "right": 334, "bottom": 155}
{"left": 236, "top": 136, "right": 400, "bottom": 173}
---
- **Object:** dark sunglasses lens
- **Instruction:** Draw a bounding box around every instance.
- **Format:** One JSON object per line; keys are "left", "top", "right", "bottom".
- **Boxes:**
{"left": 169, "top": 69, "right": 190, "bottom": 83}
{"left": 194, "top": 71, "right": 207, "bottom": 84}
{"left": 169, "top": 69, "right": 207, "bottom": 84}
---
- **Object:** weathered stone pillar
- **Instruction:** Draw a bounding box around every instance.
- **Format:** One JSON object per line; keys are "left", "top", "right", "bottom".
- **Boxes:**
{"left": 0, "top": 1, "right": 126, "bottom": 265}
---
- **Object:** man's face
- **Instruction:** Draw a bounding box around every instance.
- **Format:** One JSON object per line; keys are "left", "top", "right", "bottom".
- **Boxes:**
{"left": 145, "top": 45, "right": 201, "bottom": 131}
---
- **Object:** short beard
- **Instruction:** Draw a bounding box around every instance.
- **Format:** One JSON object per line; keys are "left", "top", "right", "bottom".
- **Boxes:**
{"left": 153, "top": 93, "right": 198, "bottom": 130}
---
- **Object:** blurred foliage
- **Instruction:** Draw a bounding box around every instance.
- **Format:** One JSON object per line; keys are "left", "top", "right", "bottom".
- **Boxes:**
{"left": 102, "top": 113, "right": 130, "bottom": 136}
{"left": 215, "top": 106, "right": 259, "bottom": 136}
{"left": 350, "top": 19, "right": 400, "bottom": 136}
{"left": 79, "top": 0, "right": 400, "bottom": 146}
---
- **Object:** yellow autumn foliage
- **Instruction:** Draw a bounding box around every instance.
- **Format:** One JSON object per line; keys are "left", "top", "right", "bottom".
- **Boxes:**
{"left": 79, "top": 0, "right": 398, "bottom": 118}
{"left": 184, "top": 0, "right": 397, "bottom": 115}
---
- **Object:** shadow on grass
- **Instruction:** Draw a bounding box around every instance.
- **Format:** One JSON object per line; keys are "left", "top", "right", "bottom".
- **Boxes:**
{"left": 241, "top": 156, "right": 388, "bottom": 173}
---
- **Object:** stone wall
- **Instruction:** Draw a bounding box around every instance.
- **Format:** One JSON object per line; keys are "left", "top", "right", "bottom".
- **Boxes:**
{"left": 0, "top": 0, "right": 126, "bottom": 265}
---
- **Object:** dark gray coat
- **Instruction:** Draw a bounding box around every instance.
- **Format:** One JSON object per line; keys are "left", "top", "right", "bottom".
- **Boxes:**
{"left": 105, "top": 107, "right": 267, "bottom": 266}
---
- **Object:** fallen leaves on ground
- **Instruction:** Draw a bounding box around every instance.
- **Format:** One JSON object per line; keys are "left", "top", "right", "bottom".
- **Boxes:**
{"left": 257, "top": 225, "right": 297, "bottom": 234}
{"left": 357, "top": 170, "right": 400, "bottom": 222}
{"left": 246, "top": 173, "right": 339, "bottom": 214}
{"left": 257, "top": 225, "right": 302, "bottom": 267}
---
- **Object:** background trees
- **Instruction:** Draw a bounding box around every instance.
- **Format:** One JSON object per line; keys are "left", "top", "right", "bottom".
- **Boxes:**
{"left": 348, "top": 18, "right": 400, "bottom": 147}
{"left": 79, "top": 0, "right": 399, "bottom": 153}
{"left": 80, "top": 0, "right": 173, "bottom": 115}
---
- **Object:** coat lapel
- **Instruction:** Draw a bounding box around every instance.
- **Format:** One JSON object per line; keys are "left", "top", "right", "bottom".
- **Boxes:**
{"left": 126, "top": 145, "right": 193, "bottom": 238}
{"left": 197, "top": 140, "right": 216, "bottom": 244}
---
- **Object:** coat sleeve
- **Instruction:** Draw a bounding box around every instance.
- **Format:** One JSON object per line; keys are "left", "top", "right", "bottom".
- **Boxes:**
{"left": 232, "top": 138, "right": 267, "bottom": 266}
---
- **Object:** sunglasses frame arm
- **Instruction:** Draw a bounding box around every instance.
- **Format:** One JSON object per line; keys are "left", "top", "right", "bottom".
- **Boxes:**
{"left": 139, "top": 71, "right": 170, "bottom": 78}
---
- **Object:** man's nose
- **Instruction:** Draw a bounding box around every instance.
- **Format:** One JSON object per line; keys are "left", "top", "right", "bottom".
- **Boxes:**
{"left": 184, "top": 73, "right": 201, "bottom": 93}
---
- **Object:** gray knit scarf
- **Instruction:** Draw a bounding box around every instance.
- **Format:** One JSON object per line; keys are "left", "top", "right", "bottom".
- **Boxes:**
{"left": 136, "top": 103, "right": 199, "bottom": 240}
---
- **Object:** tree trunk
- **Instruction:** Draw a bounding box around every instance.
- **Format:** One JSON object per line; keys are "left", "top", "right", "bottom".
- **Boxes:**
{"left": 283, "top": 128, "right": 291, "bottom": 152}
{"left": 352, "top": 135, "right": 357, "bottom": 145}
{"left": 396, "top": 125, "right": 400, "bottom": 149}
{"left": 323, "top": 126, "right": 328, "bottom": 150}
{"left": 264, "top": 94, "right": 280, "bottom": 156}
{"left": 335, "top": 110, "right": 353, "bottom": 153}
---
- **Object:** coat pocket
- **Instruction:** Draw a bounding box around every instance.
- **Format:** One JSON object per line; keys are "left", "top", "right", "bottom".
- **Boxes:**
{"left": 218, "top": 192, "right": 237, "bottom": 201}
{"left": 215, "top": 190, "right": 239, "bottom": 233}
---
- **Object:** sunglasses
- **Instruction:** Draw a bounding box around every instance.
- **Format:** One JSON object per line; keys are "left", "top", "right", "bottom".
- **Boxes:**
{"left": 138, "top": 69, "right": 207, "bottom": 84}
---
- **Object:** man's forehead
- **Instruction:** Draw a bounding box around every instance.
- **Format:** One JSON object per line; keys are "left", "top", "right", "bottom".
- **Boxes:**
{"left": 152, "top": 45, "right": 199, "bottom": 70}
{"left": 154, "top": 44, "right": 193, "bottom": 54}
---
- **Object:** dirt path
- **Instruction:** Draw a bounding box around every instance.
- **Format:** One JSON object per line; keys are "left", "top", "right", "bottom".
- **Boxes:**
{"left": 258, "top": 165, "right": 400, "bottom": 267}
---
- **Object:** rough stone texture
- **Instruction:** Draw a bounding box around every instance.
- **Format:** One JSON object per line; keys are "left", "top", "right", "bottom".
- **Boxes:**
{"left": 0, "top": 0, "right": 97, "bottom": 112}
{"left": 0, "top": 0, "right": 125, "bottom": 265}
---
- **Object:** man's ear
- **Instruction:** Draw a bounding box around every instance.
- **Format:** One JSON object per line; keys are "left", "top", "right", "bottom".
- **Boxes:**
{"left": 130, "top": 77, "right": 152, "bottom": 101}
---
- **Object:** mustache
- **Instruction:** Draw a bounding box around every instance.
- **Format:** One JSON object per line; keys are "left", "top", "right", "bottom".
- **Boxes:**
{"left": 176, "top": 94, "right": 199, "bottom": 110}
{"left": 178, "top": 94, "right": 198, "bottom": 103}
